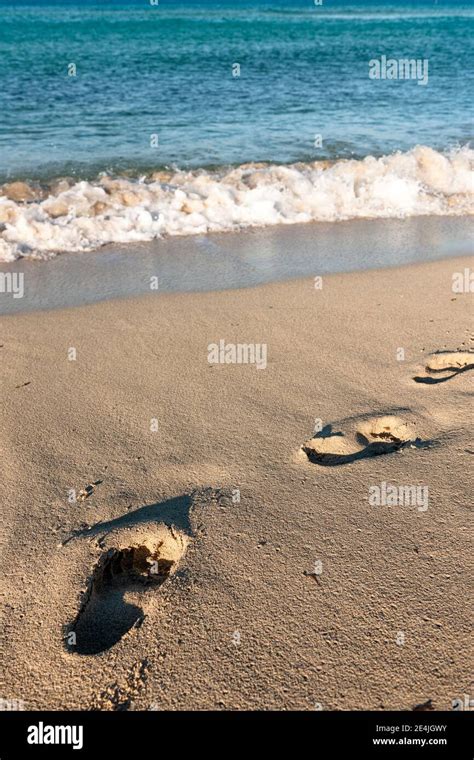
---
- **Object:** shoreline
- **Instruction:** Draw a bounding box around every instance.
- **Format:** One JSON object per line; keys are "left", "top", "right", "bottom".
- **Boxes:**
{"left": 1, "top": 145, "right": 472, "bottom": 264}
{"left": 0, "top": 215, "right": 472, "bottom": 315}
{"left": 1, "top": 255, "right": 472, "bottom": 710}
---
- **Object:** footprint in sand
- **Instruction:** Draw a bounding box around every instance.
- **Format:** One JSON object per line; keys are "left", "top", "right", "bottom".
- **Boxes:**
{"left": 413, "top": 351, "right": 474, "bottom": 384}
{"left": 302, "top": 414, "right": 429, "bottom": 466}
{"left": 71, "top": 526, "right": 188, "bottom": 655}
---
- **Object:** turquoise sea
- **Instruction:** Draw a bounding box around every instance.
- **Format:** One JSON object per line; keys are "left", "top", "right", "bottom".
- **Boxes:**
{"left": 0, "top": 0, "right": 472, "bottom": 181}
{"left": 0, "top": 0, "right": 472, "bottom": 263}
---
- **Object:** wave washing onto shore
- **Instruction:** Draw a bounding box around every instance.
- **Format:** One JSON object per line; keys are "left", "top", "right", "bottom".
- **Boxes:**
{"left": 0, "top": 145, "right": 472, "bottom": 261}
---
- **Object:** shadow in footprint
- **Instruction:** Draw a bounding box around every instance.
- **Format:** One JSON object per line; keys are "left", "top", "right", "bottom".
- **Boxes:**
{"left": 414, "top": 365, "right": 473, "bottom": 384}
{"left": 303, "top": 437, "right": 433, "bottom": 467}
{"left": 302, "top": 414, "right": 434, "bottom": 467}
{"left": 73, "top": 593, "right": 143, "bottom": 655}
{"left": 71, "top": 544, "right": 181, "bottom": 655}
{"left": 414, "top": 351, "right": 474, "bottom": 384}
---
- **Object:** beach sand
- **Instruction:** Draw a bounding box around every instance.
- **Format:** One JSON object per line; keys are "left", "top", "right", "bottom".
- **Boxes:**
{"left": 1, "top": 255, "right": 472, "bottom": 710}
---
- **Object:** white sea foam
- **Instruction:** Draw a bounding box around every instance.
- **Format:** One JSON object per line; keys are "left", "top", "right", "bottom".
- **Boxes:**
{"left": 0, "top": 145, "right": 472, "bottom": 261}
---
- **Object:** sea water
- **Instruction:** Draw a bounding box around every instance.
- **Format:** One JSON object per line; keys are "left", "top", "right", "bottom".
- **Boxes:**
{"left": 0, "top": 0, "right": 472, "bottom": 260}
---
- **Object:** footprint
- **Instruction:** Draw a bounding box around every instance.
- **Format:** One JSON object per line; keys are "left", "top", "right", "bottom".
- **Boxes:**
{"left": 70, "top": 526, "right": 188, "bottom": 655}
{"left": 414, "top": 351, "right": 474, "bottom": 384}
{"left": 302, "top": 415, "right": 428, "bottom": 466}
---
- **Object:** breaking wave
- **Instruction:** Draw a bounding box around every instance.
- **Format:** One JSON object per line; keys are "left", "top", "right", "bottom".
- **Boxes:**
{"left": 0, "top": 145, "right": 472, "bottom": 261}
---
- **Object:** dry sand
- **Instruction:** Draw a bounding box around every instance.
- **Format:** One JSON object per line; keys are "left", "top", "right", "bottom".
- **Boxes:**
{"left": 0, "top": 255, "right": 472, "bottom": 711}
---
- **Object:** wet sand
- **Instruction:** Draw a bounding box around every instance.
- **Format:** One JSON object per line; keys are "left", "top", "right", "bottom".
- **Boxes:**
{"left": 0, "top": 215, "right": 472, "bottom": 314}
